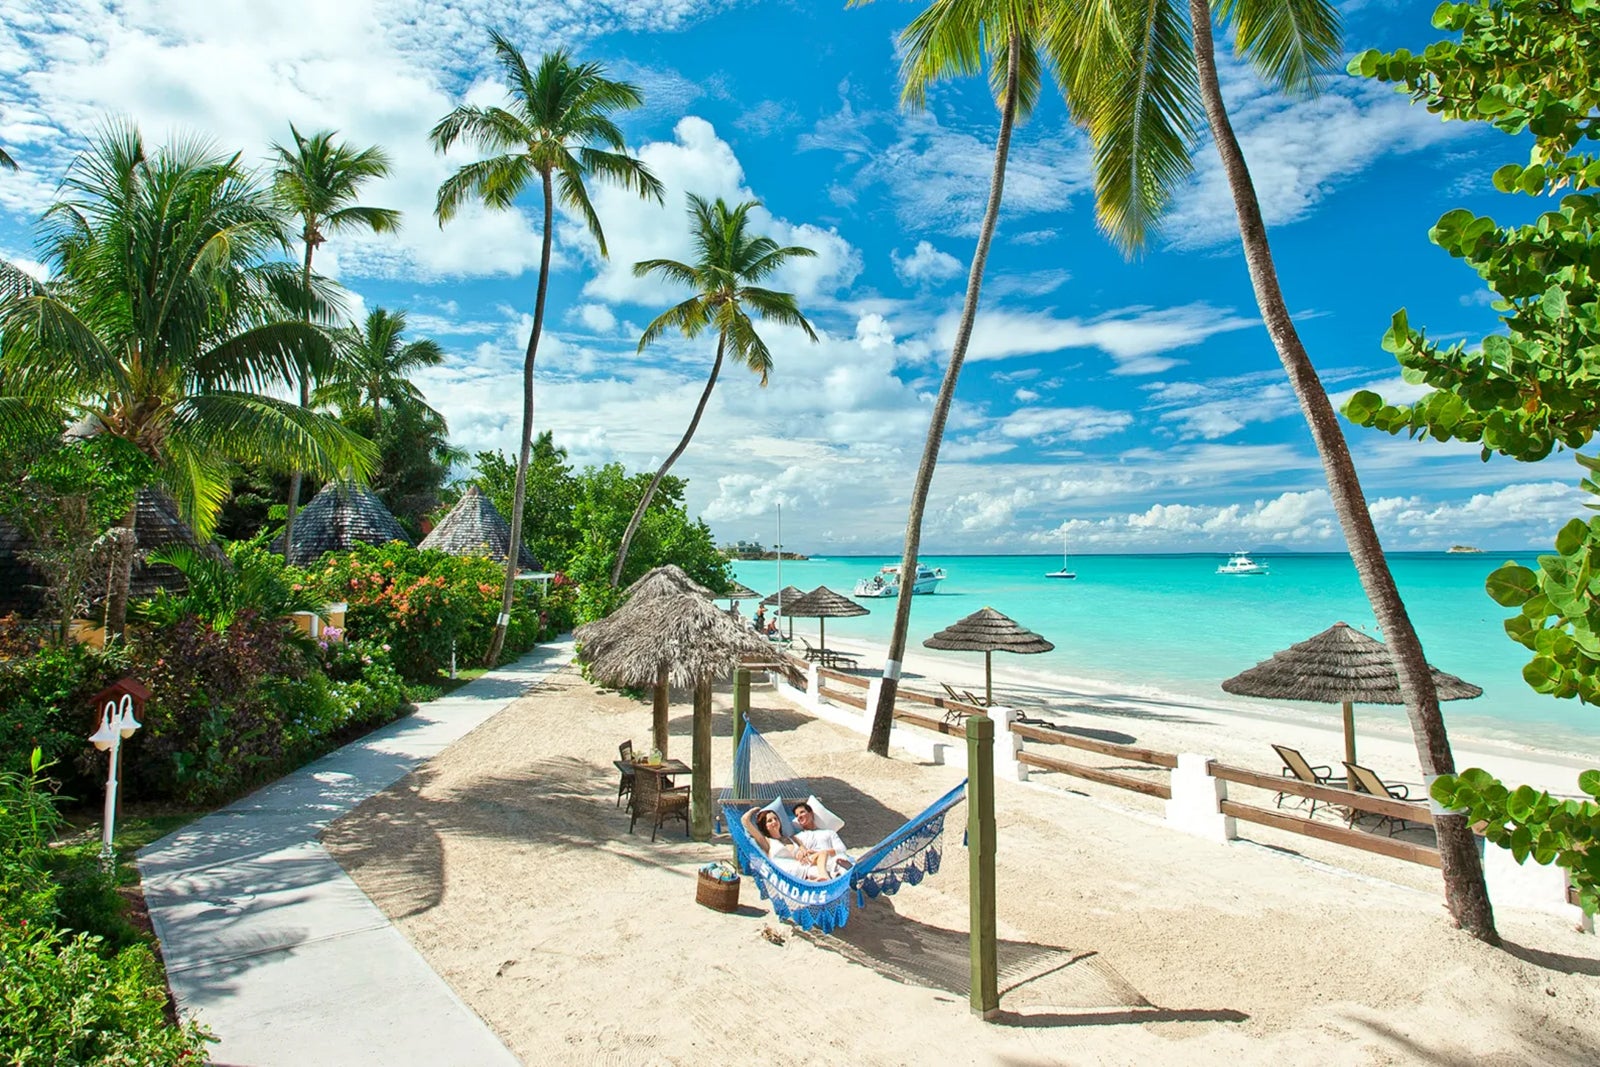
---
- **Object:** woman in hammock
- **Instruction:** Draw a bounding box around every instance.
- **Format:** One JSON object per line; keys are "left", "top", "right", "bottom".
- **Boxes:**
{"left": 741, "top": 807, "right": 848, "bottom": 882}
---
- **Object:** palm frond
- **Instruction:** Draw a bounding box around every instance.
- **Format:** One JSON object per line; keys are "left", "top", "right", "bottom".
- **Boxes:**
{"left": 434, "top": 154, "right": 535, "bottom": 221}
{"left": 1217, "top": 0, "right": 1341, "bottom": 95}
{"left": 637, "top": 295, "right": 712, "bottom": 350}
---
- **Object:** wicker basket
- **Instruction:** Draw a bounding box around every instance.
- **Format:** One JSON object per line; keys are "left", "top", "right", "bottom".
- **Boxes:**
{"left": 696, "top": 870, "right": 741, "bottom": 913}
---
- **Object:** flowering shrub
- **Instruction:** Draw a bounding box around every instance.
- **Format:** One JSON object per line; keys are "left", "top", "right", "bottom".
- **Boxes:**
{"left": 310, "top": 544, "right": 540, "bottom": 681}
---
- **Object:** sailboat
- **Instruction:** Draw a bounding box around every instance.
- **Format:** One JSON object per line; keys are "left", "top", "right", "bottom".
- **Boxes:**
{"left": 1045, "top": 536, "right": 1076, "bottom": 579}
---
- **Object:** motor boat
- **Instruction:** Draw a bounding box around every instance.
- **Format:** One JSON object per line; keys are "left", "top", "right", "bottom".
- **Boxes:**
{"left": 1216, "top": 552, "right": 1268, "bottom": 575}
{"left": 854, "top": 563, "right": 946, "bottom": 597}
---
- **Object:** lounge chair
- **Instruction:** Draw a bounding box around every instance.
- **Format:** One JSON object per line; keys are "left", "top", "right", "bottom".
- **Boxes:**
{"left": 1271, "top": 744, "right": 1339, "bottom": 816}
{"left": 616, "top": 741, "right": 636, "bottom": 809}
{"left": 1342, "top": 761, "right": 1421, "bottom": 836}
{"left": 939, "top": 681, "right": 991, "bottom": 708}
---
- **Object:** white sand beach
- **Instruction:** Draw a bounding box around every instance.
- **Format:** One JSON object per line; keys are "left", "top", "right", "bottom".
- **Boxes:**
{"left": 324, "top": 651, "right": 1600, "bottom": 1065}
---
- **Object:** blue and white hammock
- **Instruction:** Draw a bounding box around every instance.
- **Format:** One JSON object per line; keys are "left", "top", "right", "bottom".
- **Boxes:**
{"left": 719, "top": 724, "right": 966, "bottom": 934}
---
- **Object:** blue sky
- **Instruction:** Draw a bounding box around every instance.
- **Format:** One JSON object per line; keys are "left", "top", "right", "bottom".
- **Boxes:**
{"left": 0, "top": 0, "right": 1579, "bottom": 554}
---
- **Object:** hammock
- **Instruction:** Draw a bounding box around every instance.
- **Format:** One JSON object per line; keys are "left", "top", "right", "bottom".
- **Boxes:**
{"left": 718, "top": 724, "right": 966, "bottom": 933}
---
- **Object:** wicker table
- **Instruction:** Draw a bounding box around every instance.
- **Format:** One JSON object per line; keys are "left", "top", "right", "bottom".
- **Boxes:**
{"left": 628, "top": 759, "right": 692, "bottom": 840}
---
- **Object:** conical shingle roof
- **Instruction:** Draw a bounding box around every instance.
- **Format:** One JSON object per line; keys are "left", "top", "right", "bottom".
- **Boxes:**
{"left": 272, "top": 482, "right": 412, "bottom": 566}
{"left": 418, "top": 486, "right": 535, "bottom": 568}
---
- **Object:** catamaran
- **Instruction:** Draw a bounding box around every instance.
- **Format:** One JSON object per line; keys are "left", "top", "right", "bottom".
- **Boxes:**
{"left": 854, "top": 563, "right": 946, "bottom": 598}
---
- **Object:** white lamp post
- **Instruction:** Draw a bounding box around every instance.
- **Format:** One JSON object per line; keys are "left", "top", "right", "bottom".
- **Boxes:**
{"left": 89, "top": 692, "right": 142, "bottom": 869}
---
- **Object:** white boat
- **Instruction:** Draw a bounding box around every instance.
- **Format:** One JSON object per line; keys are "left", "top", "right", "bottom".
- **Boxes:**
{"left": 1045, "top": 536, "right": 1076, "bottom": 580}
{"left": 1216, "top": 552, "right": 1268, "bottom": 575}
{"left": 854, "top": 563, "right": 946, "bottom": 597}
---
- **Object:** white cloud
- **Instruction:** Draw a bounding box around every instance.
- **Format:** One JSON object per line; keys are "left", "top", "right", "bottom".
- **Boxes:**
{"left": 1013, "top": 387, "right": 1040, "bottom": 403}
{"left": 575, "top": 303, "right": 619, "bottom": 334}
{"left": 891, "top": 240, "right": 962, "bottom": 285}
{"left": 999, "top": 406, "right": 1133, "bottom": 443}
{"left": 942, "top": 303, "right": 1260, "bottom": 374}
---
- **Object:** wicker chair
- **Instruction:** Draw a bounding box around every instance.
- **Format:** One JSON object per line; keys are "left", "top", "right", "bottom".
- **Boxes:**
{"left": 630, "top": 767, "right": 690, "bottom": 841}
{"left": 616, "top": 741, "right": 636, "bottom": 809}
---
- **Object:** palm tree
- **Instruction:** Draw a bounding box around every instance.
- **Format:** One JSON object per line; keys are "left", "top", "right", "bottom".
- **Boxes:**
{"left": 431, "top": 31, "right": 663, "bottom": 665}
{"left": 0, "top": 122, "right": 375, "bottom": 639}
{"left": 857, "top": 0, "right": 1058, "bottom": 757}
{"left": 271, "top": 126, "right": 400, "bottom": 561}
{"left": 317, "top": 307, "right": 445, "bottom": 434}
{"left": 1063, "top": 0, "right": 1497, "bottom": 941}
{"left": 610, "top": 196, "right": 818, "bottom": 587}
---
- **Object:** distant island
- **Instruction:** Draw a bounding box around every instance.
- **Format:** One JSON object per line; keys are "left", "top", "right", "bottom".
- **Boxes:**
{"left": 720, "top": 540, "right": 808, "bottom": 561}
{"left": 1447, "top": 545, "right": 1483, "bottom": 553}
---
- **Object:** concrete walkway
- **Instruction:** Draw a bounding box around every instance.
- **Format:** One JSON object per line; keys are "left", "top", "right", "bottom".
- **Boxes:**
{"left": 139, "top": 640, "right": 573, "bottom": 1066}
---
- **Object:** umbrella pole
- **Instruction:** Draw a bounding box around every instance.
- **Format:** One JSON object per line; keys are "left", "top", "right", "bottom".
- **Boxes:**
{"left": 820, "top": 618, "right": 826, "bottom": 653}
{"left": 653, "top": 666, "right": 670, "bottom": 757}
{"left": 1342, "top": 701, "right": 1356, "bottom": 789}
{"left": 985, "top": 650, "right": 993, "bottom": 707}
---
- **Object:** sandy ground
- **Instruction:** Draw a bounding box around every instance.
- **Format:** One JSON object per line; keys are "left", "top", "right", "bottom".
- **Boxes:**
{"left": 325, "top": 656, "right": 1600, "bottom": 1066}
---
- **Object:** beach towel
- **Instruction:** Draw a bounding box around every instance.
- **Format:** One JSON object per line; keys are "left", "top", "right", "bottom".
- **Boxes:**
{"left": 719, "top": 724, "right": 966, "bottom": 933}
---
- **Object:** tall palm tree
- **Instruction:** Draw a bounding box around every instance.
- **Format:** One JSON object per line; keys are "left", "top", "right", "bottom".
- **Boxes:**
{"left": 271, "top": 125, "right": 400, "bottom": 561}
{"left": 857, "top": 0, "right": 1058, "bottom": 757}
{"left": 431, "top": 31, "right": 663, "bottom": 665}
{"left": 1063, "top": 0, "right": 1497, "bottom": 941}
{"left": 611, "top": 195, "right": 818, "bottom": 587}
{"left": 316, "top": 307, "right": 445, "bottom": 434}
{"left": 0, "top": 122, "right": 375, "bottom": 639}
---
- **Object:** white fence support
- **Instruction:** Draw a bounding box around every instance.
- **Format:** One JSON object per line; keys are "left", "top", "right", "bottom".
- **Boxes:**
{"left": 1166, "top": 753, "right": 1236, "bottom": 843}
{"left": 1481, "top": 840, "right": 1593, "bottom": 933}
{"left": 986, "top": 705, "right": 1027, "bottom": 782}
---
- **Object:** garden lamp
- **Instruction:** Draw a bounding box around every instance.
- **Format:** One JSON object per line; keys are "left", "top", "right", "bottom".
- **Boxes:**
{"left": 89, "top": 692, "right": 143, "bottom": 867}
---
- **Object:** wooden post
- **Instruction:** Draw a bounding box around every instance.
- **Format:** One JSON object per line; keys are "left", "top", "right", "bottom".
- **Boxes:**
{"left": 1342, "top": 701, "right": 1356, "bottom": 790}
{"left": 691, "top": 677, "right": 713, "bottom": 841}
{"left": 653, "top": 666, "right": 670, "bottom": 757}
{"left": 733, "top": 668, "right": 750, "bottom": 797}
{"left": 967, "top": 714, "right": 998, "bottom": 1019}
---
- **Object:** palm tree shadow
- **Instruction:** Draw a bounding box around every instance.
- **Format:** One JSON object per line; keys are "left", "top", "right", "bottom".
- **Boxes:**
{"left": 799, "top": 900, "right": 1248, "bottom": 1028}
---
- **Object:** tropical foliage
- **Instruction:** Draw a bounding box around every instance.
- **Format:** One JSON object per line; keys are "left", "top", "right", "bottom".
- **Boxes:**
{"left": 611, "top": 195, "right": 816, "bottom": 585}
{"left": 317, "top": 308, "right": 445, "bottom": 433}
{"left": 431, "top": 32, "right": 662, "bottom": 665}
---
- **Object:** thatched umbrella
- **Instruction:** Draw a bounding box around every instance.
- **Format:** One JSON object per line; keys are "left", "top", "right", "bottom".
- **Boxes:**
{"left": 576, "top": 591, "right": 770, "bottom": 841}
{"left": 722, "top": 579, "right": 760, "bottom": 601}
{"left": 759, "top": 585, "right": 806, "bottom": 638}
{"left": 786, "top": 585, "right": 868, "bottom": 653}
{"left": 1221, "top": 622, "right": 1482, "bottom": 788}
{"left": 922, "top": 606, "right": 1055, "bottom": 706}
{"left": 624, "top": 564, "right": 713, "bottom": 601}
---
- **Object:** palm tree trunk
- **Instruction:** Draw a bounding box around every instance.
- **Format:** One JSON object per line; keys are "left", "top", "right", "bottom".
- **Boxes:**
{"left": 1187, "top": 0, "right": 1497, "bottom": 944}
{"left": 609, "top": 334, "right": 729, "bottom": 587}
{"left": 103, "top": 501, "right": 137, "bottom": 643}
{"left": 485, "top": 170, "right": 554, "bottom": 666}
{"left": 282, "top": 241, "right": 316, "bottom": 562}
{"left": 868, "top": 35, "right": 1021, "bottom": 756}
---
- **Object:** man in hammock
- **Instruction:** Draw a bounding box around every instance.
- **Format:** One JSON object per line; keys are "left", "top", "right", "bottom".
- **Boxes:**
{"left": 742, "top": 807, "right": 849, "bottom": 881}
{"left": 792, "top": 801, "right": 852, "bottom": 870}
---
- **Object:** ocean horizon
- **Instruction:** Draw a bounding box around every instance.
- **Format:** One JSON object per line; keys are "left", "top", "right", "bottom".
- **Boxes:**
{"left": 731, "top": 550, "right": 1600, "bottom": 757}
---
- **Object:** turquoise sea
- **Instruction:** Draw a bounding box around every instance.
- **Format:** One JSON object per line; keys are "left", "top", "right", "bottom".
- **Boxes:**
{"left": 731, "top": 552, "right": 1600, "bottom": 756}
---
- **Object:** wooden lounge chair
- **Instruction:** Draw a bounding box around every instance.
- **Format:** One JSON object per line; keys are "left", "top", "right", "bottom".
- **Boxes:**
{"left": 1271, "top": 744, "right": 1339, "bottom": 816}
{"left": 939, "top": 681, "right": 991, "bottom": 708}
{"left": 616, "top": 740, "right": 636, "bottom": 809}
{"left": 1342, "top": 761, "right": 1421, "bottom": 837}
{"left": 630, "top": 766, "right": 690, "bottom": 841}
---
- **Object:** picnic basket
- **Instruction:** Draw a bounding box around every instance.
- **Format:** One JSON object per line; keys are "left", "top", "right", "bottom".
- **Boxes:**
{"left": 696, "top": 869, "right": 741, "bottom": 913}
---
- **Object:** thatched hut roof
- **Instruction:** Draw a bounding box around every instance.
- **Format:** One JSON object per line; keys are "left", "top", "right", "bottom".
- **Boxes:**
{"left": 0, "top": 517, "right": 43, "bottom": 617}
{"left": 576, "top": 591, "right": 771, "bottom": 688}
{"left": 923, "top": 606, "right": 1055, "bottom": 654}
{"left": 624, "top": 564, "right": 713, "bottom": 601}
{"left": 786, "top": 586, "right": 869, "bottom": 620}
{"left": 417, "top": 486, "right": 535, "bottom": 568}
{"left": 722, "top": 579, "right": 760, "bottom": 600}
{"left": 1221, "top": 622, "right": 1481, "bottom": 704}
{"left": 271, "top": 482, "right": 412, "bottom": 566}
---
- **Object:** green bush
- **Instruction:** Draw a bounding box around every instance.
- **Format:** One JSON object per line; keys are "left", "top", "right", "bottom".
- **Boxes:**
{"left": 0, "top": 923, "right": 211, "bottom": 1065}
{"left": 0, "top": 644, "right": 121, "bottom": 792}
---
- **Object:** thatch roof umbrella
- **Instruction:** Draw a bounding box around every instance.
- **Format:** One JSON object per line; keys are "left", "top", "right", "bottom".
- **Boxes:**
{"left": 786, "top": 585, "right": 868, "bottom": 654}
{"left": 624, "top": 564, "right": 713, "bottom": 601}
{"left": 576, "top": 591, "right": 770, "bottom": 841}
{"left": 760, "top": 585, "right": 806, "bottom": 638}
{"left": 271, "top": 481, "right": 411, "bottom": 566}
{"left": 1221, "top": 622, "right": 1482, "bottom": 788}
{"left": 922, "top": 606, "right": 1055, "bottom": 706}
{"left": 722, "top": 579, "right": 760, "bottom": 601}
{"left": 418, "top": 485, "right": 535, "bottom": 568}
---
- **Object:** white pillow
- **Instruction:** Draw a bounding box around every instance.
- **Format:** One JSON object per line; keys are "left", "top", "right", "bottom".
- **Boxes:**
{"left": 804, "top": 794, "right": 845, "bottom": 833}
{"left": 759, "top": 797, "right": 796, "bottom": 837}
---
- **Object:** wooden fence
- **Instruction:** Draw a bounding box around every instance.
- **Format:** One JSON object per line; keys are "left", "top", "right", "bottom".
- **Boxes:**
{"left": 1012, "top": 723, "right": 1176, "bottom": 801}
